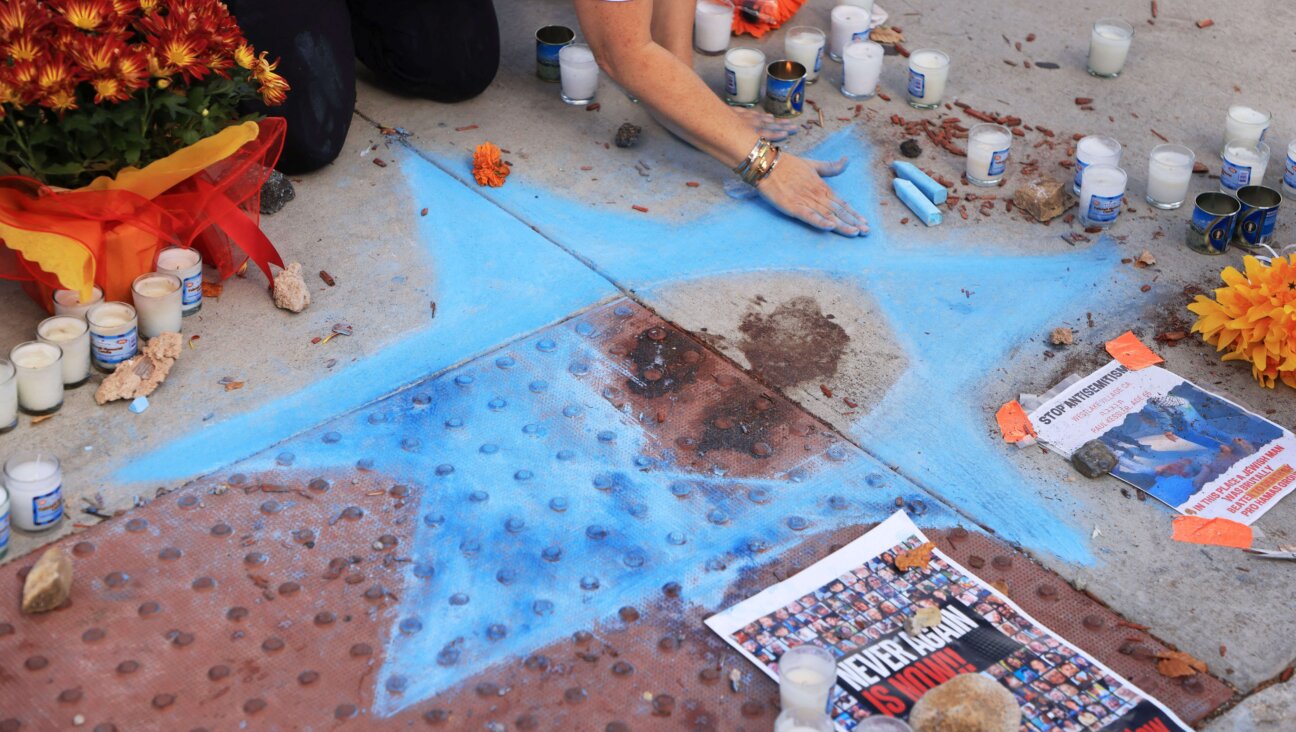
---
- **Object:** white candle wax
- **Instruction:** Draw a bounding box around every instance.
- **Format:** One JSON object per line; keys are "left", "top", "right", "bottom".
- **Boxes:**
{"left": 841, "top": 40, "right": 883, "bottom": 98}
{"left": 785, "top": 27, "right": 825, "bottom": 83}
{"left": 87, "top": 302, "right": 139, "bottom": 370}
{"left": 1221, "top": 140, "right": 1269, "bottom": 193}
{"left": 52, "top": 286, "right": 104, "bottom": 319}
{"left": 724, "top": 48, "right": 765, "bottom": 106}
{"left": 1079, "top": 164, "right": 1127, "bottom": 228}
{"left": 694, "top": 0, "right": 733, "bottom": 55}
{"left": 132, "top": 272, "right": 183, "bottom": 339}
{"left": 1087, "top": 19, "right": 1132, "bottom": 77}
{"left": 906, "top": 49, "right": 949, "bottom": 108}
{"left": 0, "top": 359, "right": 16, "bottom": 432}
{"left": 37, "top": 315, "right": 91, "bottom": 386}
{"left": 966, "top": 124, "right": 1012, "bottom": 184}
{"left": 839, "top": 0, "right": 874, "bottom": 12}
{"left": 829, "top": 5, "right": 871, "bottom": 61}
{"left": 156, "top": 246, "right": 203, "bottom": 316}
{"left": 1072, "top": 135, "right": 1122, "bottom": 194}
{"left": 778, "top": 645, "right": 837, "bottom": 718}
{"left": 774, "top": 709, "right": 835, "bottom": 732}
{"left": 1283, "top": 140, "right": 1296, "bottom": 199}
{"left": 1146, "top": 144, "right": 1195, "bottom": 209}
{"left": 4, "top": 453, "right": 63, "bottom": 531}
{"left": 1223, "top": 106, "right": 1270, "bottom": 153}
{"left": 10, "top": 341, "right": 63, "bottom": 414}
{"left": 559, "top": 44, "right": 599, "bottom": 104}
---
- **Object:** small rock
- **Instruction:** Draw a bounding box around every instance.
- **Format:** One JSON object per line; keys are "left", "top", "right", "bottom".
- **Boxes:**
{"left": 1049, "top": 327, "right": 1074, "bottom": 346}
{"left": 273, "top": 262, "right": 311, "bottom": 313}
{"left": 899, "top": 139, "right": 923, "bottom": 158}
{"left": 1072, "top": 439, "right": 1117, "bottom": 479}
{"left": 614, "top": 123, "right": 642, "bottom": 148}
{"left": 260, "top": 170, "right": 296, "bottom": 215}
{"left": 22, "top": 548, "right": 73, "bottom": 614}
{"left": 909, "top": 673, "right": 1020, "bottom": 732}
{"left": 95, "top": 332, "right": 183, "bottom": 405}
{"left": 1012, "top": 177, "right": 1071, "bottom": 222}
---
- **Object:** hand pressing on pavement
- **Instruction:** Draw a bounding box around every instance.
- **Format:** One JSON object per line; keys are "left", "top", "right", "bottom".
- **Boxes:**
{"left": 756, "top": 154, "right": 869, "bottom": 237}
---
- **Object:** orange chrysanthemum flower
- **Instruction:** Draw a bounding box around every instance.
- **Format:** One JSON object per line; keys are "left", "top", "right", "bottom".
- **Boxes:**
{"left": 472, "top": 142, "right": 511, "bottom": 188}
{"left": 51, "top": 0, "right": 115, "bottom": 32}
{"left": 0, "top": 0, "right": 50, "bottom": 36}
{"left": 233, "top": 42, "right": 255, "bottom": 71}
{"left": 1189, "top": 255, "right": 1296, "bottom": 389}
{"left": 90, "top": 75, "right": 131, "bottom": 103}
{"left": 153, "top": 34, "right": 209, "bottom": 81}
{"left": 42, "top": 85, "right": 78, "bottom": 111}
{"left": 5, "top": 34, "right": 44, "bottom": 63}
{"left": 35, "top": 54, "right": 79, "bottom": 91}
{"left": 112, "top": 47, "right": 148, "bottom": 87}
{"left": 68, "top": 33, "right": 126, "bottom": 74}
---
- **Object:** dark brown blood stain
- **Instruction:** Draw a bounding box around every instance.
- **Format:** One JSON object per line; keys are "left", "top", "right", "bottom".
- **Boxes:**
{"left": 696, "top": 391, "right": 785, "bottom": 458}
{"left": 737, "top": 296, "right": 848, "bottom": 388}
{"left": 624, "top": 326, "right": 704, "bottom": 398}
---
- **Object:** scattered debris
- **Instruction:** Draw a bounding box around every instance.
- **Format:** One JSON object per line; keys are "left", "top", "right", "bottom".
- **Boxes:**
{"left": 96, "top": 333, "right": 183, "bottom": 404}
{"left": 894, "top": 541, "right": 936, "bottom": 572}
{"left": 223, "top": 379, "right": 245, "bottom": 391}
{"left": 420, "top": 207, "right": 429, "bottom": 216}
{"left": 1049, "top": 327, "right": 1074, "bottom": 346}
{"left": 585, "top": 102, "right": 601, "bottom": 112}
{"left": 273, "top": 262, "right": 311, "bottom": 313}
{"left": 202, "top": 281, "right": 222, "bottom": 299}
{"left": 1074, "top": 97, "right": 1093, "bottom": 106}
{"left": 869, "top": 26, "right": 904, "bottom": 44}
{"left": 685, "top": 181, "right": 700, "bottom": 188}
{"left": 259, "top": 170, "right": 296, "bottom": 215}
{"left": 614, "top": 123, "right": 642, "bottom": 149}
{"left": 1134, "top": 250, "right": 1156, "bottom": 268}
{"left": 996, "top": 400, "right": 1037, "bottom": 443}
{"left": 21, "top": 548, "right": 73, "bottom": 614}
{"left": 1011, "top": 177, "right": 1070, "bottom": 222}
{"left": 631, "top": 205, "right": 649, "bottom": 213}
{"left": 1150, "top": 128, "right": 1169, "bottom": 142}
{"left": 129, "top": 396, "right": 150, "bottom": 414}
{"left": 1034, "top": 61, "right": 1060, "bottom": 69}
{"left": 909, "top": 673, "right": 1021, "bottom": 732}
{"left": 1195, "top": 18, "right": 1214, "bottom": 29}
{"left": 1071, "top": 439, "right": 1117, "bottom": 478}
{"left": 1156, "top": 650, "right": 1207, "bottom": 678}
{"left": 899, "top": 139, "right": 922, "bottom": 158}
{"left": 372, "top": 158, "right": 387, "bottom": 168}
{"left": 454, "top": 124, "right": 478, "bottom": 132}
{"left": 1192, "top": 161, "right": 1209, "bottom": 174}
{"left": 319, "top": 270, "right": 336, "bottom": 287}
{"left": 472, "top": 142, "right": 511, "bottom": 188}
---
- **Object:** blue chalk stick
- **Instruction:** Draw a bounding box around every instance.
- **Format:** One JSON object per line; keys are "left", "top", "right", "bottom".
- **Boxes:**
{"left": 893, "top": 178, "right": 943, "bottom": 227}
{"left": 129, "top": 396, "right": 150, "bottom": 414}
{"left": 891, "top": 161, "right": 948, "bottom": 205}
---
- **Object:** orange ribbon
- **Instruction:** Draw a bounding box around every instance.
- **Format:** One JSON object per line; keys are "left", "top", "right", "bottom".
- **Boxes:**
{"left": 0, "top": 118, "right": 286, "bottom": 307}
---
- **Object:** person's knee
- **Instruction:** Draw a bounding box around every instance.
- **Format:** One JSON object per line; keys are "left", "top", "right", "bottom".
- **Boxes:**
{"left": 348, "top": 0, "right": 499, "bottom": 103}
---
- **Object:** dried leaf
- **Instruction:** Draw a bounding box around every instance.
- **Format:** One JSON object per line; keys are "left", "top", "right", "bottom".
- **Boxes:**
{"left": 869, "top": 26, "right": 904, "bottom": 44}
{"left": 31, "top": 414, "right": 54, "bottom": 424}
{"left": 202, "top": 282, "right": 223, "bottom": 298}
{"left": 990, "top": 579, "right": 1010, "bottom": 597}
{"left": 894, "top": 542, "right": 936, "bottom": 572}
{"left": 224, "top": 381, "right": 245, "bottom": 392}
{"left": 1156, "top": 650, "right": 1207, "bottom": 678}
{"left": 1134, "top": 250, "right": 1156, "bottom": 268}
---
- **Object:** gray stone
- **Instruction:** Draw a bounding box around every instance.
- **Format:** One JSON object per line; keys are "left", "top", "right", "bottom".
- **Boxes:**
{"left": 260, "top": 170, "right": 296, "bottom": 215}
{"left": 614, "top": 123, "right": 642, "bottom": 149}
{"left": 1072, "top": 440, "right": 1117, "bottom": 479}
{"left": 1203, "top": 680, "right": 1296, "bottom": 732}
{"left": 909, "top": 673, "right": 1020, "bottom": 732}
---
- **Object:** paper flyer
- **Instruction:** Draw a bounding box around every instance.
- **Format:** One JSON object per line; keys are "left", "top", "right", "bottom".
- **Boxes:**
{"left": 706, "top": 511, "right": 1190, "bottom": 732}
{"left": 1027, "top": 359, "right": 1296, "bottom": 524}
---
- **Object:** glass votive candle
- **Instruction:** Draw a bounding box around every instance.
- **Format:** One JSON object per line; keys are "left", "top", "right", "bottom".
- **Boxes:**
{"left": 1221, "top": 139, "right": 1269, "bottom": 195}
{"left": 0, "top": 359, "right": 16, "bottom": 434}
{"left": 906, "top": 49, "right": 949, "bottom": 109}
{"left": 724, "top": 47, "right": 766, "bottom": 107}
{"left": 784, "top": 27, "right": 825, "bottom": 83}
{"left": 840, "top": 0, "right": 874, "bottom": 12}
{"left": 559, "top": 43, "right": 599, "bottom": 105}
{"left": 1087, "top": 18, "right": 1133, "bottom": 78}
{"left": 1079, "top": 164, "right": 1127, "bottom": 228}
{"left": 1072, "top": 135, "right": 1122, "bottom": 194}
{"left": 829, "top": 5, "right": 871, "bottom": 62}
{"left": 966, "top": 123, "right": 1012, "bottom": 186}
{"left": 4, "top": 451, "right": 63, "bottom": 532}
{"left": 1146, "top": 143, "right": 1196, "bottom": 210}
{"left": 9, "top": 341, "right": 63, "bottom": 416}
{"left": 155, "top": 246, "right": 203, "bottom": 316}
{"left": 840, "top": 40, "right": 883, "bottom": 99}
{"left": 87, "top": 301, "right": 139, "bottom": 371}
{"left": 1284, "top": 140, "right": 1296, "bottom": 199}
{"left": 854, "top": 718, "right": 914, "bottom": 732}
{"left": 694, "top": 0, "right": 733, "bottom": 56}
{"left": 51, "top": 285, "right": 103, "bottom": 319}
{"left": 131, "top": 272, "right": 183, "bottom": 339}
{"left": 775, "top": 709, "right": 834, "bottom": 732}
{"left": 535, "top": 25, "right": 575, "bottom": 83}
{"left": 37, "top": 315, "right": 91, "bottom": 388}
{"left": 778, "top": 644, "right": 837, "bottom": 718}
{"left": 1223, "top": 105, "right": 1270, "bottom": 156}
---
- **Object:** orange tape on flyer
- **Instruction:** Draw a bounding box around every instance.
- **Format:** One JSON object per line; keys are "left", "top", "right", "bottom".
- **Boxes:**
{"left": 1106, "top": 331, "right": 1164, "bottom": 370}
{"left": 996, "top": 400, "right": 1037, "bottom": 443}
{"left": 1171, "top": 515, "right": 1252, "bottom": 549}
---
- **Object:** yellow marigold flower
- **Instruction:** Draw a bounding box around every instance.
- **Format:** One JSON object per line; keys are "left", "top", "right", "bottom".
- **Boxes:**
{"left": 1189, "top": 255, "right": 1296, "bottom": 389}
{"left": 472, "top": 142, "right": 510, "bottom": 188}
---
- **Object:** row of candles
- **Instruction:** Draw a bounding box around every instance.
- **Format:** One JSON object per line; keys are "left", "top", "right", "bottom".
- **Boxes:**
{"left": 0, "top": 247, "right": 202, "bottom": 431}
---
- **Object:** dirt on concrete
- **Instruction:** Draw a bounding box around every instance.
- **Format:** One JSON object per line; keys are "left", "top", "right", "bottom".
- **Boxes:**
{"left": 737, "top": 295, "right": 849, "bottom": 390}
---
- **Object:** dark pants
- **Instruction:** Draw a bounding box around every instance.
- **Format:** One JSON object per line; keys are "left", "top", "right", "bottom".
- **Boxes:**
{"left": 229, "top": 0, "right": 500, "bottom": 174}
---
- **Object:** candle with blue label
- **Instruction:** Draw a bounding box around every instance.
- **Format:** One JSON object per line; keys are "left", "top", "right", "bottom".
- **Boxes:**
{"left": 966, "top": 123, "right": 1012, "bottom": 186}
{"left": 87, "top": 302, "right": 139, "bottom": 371}
{"left": 4, "top": 452, "right": 63, "bottom": 532}
{"left": 1221, "top": 139, "right": 1269, "bottom": 195}
{"left": 1078, "top": 164, "right": 1126, "bottom": 229}
{"left": 906, "top": 49, "right": 948, "bottom": 109}
{"left": 724, "top": 47, "right": 765, "bottom": 107}
{"left": 784, "top": 27, "right": 825, "bottom": 84}
{"left": 1187, "top": 192, "right": 1240, "bottom": 255}
{"left": 829, "top": 5, "right": 870, "bottom": 62}
{"left": 1283, "top": 140, "right": 1296, "bottom": 199}
{"left": 764, "top": 60, "right": 806, "bottom": 118}
{"left": 1072, "top": 135, "right": 1122, "bottom": 195}
{"left": 535, "top": 25, "right": 575, "bottom": 82}
{"left": 156, "top": 246, "right": 204, "bottom": 316}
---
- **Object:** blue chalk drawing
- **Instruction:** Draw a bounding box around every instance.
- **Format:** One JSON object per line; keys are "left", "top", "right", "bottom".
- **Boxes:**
{"left": 220, "top": 311, "right": 957, "bottom": 715}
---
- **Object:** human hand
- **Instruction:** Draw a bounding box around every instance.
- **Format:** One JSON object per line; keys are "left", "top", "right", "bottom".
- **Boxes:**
{"left": 755, "top": 154, "right": 868, "bottom": 237}
{"left": 731, "top": 107, "right": 800, "bottom": 142}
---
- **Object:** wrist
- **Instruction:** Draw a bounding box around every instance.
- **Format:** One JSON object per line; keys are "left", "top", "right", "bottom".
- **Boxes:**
{"left": 733, "top": 138, "right": 780, "bottom": 185}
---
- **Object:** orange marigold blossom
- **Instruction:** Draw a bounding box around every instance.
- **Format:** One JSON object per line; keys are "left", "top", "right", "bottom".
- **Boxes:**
{"left": 35, "top": 54, "right": 80, "bottom": 91}
{"left": 472, "top": 142, "right": 510, "bottom": 188}
{"left": 5, "top": 34, "right": 43, "bottom": 63}
{"left": 0, "top": 0, "right": 51, "bottom": 36}
{"left": 1188, "top": 255, "right": 1296, "bottom": 389}
{"left": 51, "top": 0, "right": 115, "bottom": 32}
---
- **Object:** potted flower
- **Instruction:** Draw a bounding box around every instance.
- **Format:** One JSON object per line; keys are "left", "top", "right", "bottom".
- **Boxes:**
{"left": 0, "top": 0, "right": 291, "bottom": 306}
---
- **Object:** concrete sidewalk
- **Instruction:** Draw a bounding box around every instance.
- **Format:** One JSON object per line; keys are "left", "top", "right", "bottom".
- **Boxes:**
{"left": 2, "top": 0, "right": 1294, "bottom": 726}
